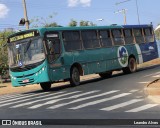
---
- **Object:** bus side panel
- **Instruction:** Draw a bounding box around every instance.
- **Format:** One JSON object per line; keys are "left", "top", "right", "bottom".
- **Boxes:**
{"left": 72, "top": 50, "right": 89, "bottom": 75}
{"left": 86, "top": 49, "right": 104, "bottom": 74}
{"left": 138, "top": 42, "right": 158, "bottom": 62}
{"left": 125, "top": 45, "right": 139, "bottom": 61}
{"left": 114, "top": 45, "right": 139, "bottom": 69}
{"left": 102, "top": 47, "right": 117, "bottom": 71}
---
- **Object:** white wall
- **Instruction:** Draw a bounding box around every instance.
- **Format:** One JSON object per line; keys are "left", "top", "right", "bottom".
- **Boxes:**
{"left": 156, "top": 40, "right": 160, "bottom": 57}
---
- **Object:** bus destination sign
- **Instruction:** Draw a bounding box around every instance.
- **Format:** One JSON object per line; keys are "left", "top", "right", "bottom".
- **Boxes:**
{"left": 9, "top": 31, "right": 39, "bottom": 43}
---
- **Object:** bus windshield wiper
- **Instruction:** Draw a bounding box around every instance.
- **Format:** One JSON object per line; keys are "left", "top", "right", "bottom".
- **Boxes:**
{"left": 24, "top": 39, "right": 32, "bottom": 53}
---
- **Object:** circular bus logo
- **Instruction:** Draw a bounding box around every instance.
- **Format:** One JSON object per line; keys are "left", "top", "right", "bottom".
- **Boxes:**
{"left": 117, "top": 46, "right": 128, "bottom": 67}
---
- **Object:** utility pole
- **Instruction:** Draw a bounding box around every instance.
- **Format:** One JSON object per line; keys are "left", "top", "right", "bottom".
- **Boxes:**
{"left": 115, "top": 0, "right": 140, "bottom": 25}
{"left": 114, "top": 9, "right": 128, "bottom": 25}
{"left": 22, "top": 0, "right": 29, "bottom": 29}
{"left": 135, "top": 0, "right": 140, "bottom": 24}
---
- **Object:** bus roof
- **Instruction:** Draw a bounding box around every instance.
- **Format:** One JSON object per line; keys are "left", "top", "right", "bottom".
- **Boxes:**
{"left": 8, "top": 24, "right": 153, "bottom": 38}
{"left": 42, "top": 25, "right": 123, "bottom": 31}
{"left": 38, "top": 24, "right": 152, "bottom": 31}
{"left": 123, "top": 24, "right": 153, "bottom": 28}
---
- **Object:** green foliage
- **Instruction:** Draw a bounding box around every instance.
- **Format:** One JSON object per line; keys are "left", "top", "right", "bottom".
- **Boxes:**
{"left": 68, "top": 19, "right": 96, "bottom": 27}
{"left": 30, "top": 13, "right": 61, "bottom": 28}
{"left": 79, "top": 20, "right": 96, "bottom": 26}
{"left": 68, "top": 19, "right": 78, "bottom": 27}
{"left": 0, "top": 30, "right": 14, "bottom": 79}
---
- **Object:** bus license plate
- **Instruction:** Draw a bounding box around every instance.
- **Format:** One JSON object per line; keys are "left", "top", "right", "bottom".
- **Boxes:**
{"left": 23, "top": 79, "right": 29, "bottom": 83}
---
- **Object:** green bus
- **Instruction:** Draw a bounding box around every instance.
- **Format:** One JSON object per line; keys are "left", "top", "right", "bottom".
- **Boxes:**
{"left": 7, "top": 24, "right": 158, "bottom": 91}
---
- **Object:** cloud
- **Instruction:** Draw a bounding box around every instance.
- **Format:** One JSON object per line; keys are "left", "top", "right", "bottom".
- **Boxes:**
{"left": 80, "top": 0, "right": 91, "bottom": 7}
{"left": 68, "top": 0, "right": 91, "bottom": 7}
{"left": 0, "top": 4, "right": 9, "bottom": 18}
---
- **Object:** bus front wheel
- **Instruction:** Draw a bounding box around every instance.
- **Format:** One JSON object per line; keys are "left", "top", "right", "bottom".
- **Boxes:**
{"left": 70, "top": 67, "right": 80, "bottom": 86}
{"left": 123, "top": 57, "right": 137, "bottom": 74}
{"left": 40, "top": 82, "right": 51, "bottom": 91}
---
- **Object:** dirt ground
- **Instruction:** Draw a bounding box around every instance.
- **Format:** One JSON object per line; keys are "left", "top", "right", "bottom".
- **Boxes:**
{"left": 0, "top": 74, "right": 100, "bottom": 95}
{"left": 0, "top": 58, "right": 160, "bottom": 96}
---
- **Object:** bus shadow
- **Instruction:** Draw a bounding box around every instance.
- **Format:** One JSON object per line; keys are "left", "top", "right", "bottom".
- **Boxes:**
{"left": 23, "top": 64, "right": 160, "bottom": 94}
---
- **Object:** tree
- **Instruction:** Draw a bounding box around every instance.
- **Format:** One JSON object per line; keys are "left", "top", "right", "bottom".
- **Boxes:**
{"left": 80, "top": 20, "right": 89, "bottom": 26}
{"left": 30, "top": 13, "right": 61, "bottom": 28}
{"left": 79, "top": 20, "right": 96, "bottom": 26}
{"left": 68, "top": 19, "right": 77, "bottom": 27}
{"left": 0, "top": 30, "right": 14, "bottom": 78}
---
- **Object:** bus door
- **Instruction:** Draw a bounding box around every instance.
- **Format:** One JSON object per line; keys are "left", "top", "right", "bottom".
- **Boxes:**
{"left": 45, "top": 32, "right": 64, "bottom": 81}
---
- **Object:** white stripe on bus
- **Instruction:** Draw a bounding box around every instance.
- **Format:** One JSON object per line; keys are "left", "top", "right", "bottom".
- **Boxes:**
{"left": 135, "top": 44, "right": 143, "bottom": 64}
{"left": 69, "top": 93, "right": 131, "bottom": 110}
{"left": 47, "top": 90, "right": 119, "bottom": 109}
{"left": 100, "top": 99, "right": 143, "bottom": 111}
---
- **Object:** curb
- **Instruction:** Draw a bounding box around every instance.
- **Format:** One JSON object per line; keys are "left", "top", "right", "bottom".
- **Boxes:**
{"left": 145, "top": 79, "right": 160, "bottom": 96}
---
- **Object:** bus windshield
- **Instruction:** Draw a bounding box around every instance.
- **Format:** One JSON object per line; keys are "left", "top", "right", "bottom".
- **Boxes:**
{"left": 8, "top": 37, "right": 45, "bottom": 68}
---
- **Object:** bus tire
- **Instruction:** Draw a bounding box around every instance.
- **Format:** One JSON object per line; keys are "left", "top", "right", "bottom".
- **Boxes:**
{"left": 99, "top": 71, "right": 112, "bottom": 78}
{"left": 70, "top": 66, "right": 80, "bottom": 86}
{"left": 40, "top": 82, "right": 51, "bottom": 91}
{"left": 123, "top": 57, "right": 137, "bottom": 74}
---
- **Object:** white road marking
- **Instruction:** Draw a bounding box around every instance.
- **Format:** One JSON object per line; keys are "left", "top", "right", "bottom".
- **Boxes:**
{"left": 0, "top": 92, "right": 50, "bottom": 104}
{"left": 48, "top": 90, "right": 119, "bottom": 109}
{"left": 126, "top": 104, "right": 158, "bottom": 112}
{"left": 28, "top": 90, "right": 100, "bottom": 109}
{"left": 100, "top": 99, "right": 143, "bottom": 111}
{"left": 0, "top": 94, "right": 24, "bottom": 101}
{"left": 129, "top": 90, "right": 139, "bottom": 93}
{"left": 138, "top": 81, "right": 150, "bottom": 84}
{"left": 152, "top": 75, "right": 160, "bottom": 78}
{"left": 68, "top": 93, "right": 131, "bottom": 110}
{"left": 10, "top": 91, "right": 81, "bottom": 108}
{"left": 0, "top": 91, "right": 65, "bottom": 108}
{"left": 135, "top": 96, "right": 143, "bottom": 98}
{"left": 143, "top": 72, "right": 160, "bottom": 77}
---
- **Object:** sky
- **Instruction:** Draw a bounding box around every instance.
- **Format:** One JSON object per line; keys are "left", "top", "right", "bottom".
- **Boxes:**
{"left": 0, "top": 0, "right": 160, "bottom": 31}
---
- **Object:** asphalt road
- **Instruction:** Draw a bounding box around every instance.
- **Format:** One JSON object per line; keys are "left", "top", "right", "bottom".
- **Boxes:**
{"left": 0, "top": 65, "right": 160, "bottom": 127}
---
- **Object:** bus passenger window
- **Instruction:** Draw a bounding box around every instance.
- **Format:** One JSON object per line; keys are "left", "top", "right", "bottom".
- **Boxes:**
{"left": 133, "top": 29, "right": 144, "bottom": 44}
{"left": 124, "top": 29, "right": 134, "bottom": 44}
{"left": 144, "top": 28, "right": 154, "bottom": 43}
{"left": 81, "top": 30, "right": 100, "bottom": 49}
{"left": 99, "top": 30, "right": 112, "bottom": 47}
{"left": 112, "top": 29, "right": 124, "bottom": 45}
{"left": 63, "top": 31, "right": 82, "bottom": 52}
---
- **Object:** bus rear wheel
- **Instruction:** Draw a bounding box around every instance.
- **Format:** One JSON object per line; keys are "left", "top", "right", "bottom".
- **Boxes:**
{"left": 123, "top": 57, "right": 137, "bottom": 74}
{"left": 70, "top": 66, "right": 80, "bottom": 86}
{"left": 99, "top": 71, "right": 112, "bottom": 78}
{"left": 40, "top": 82, "right": 51, "bottom": 91}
